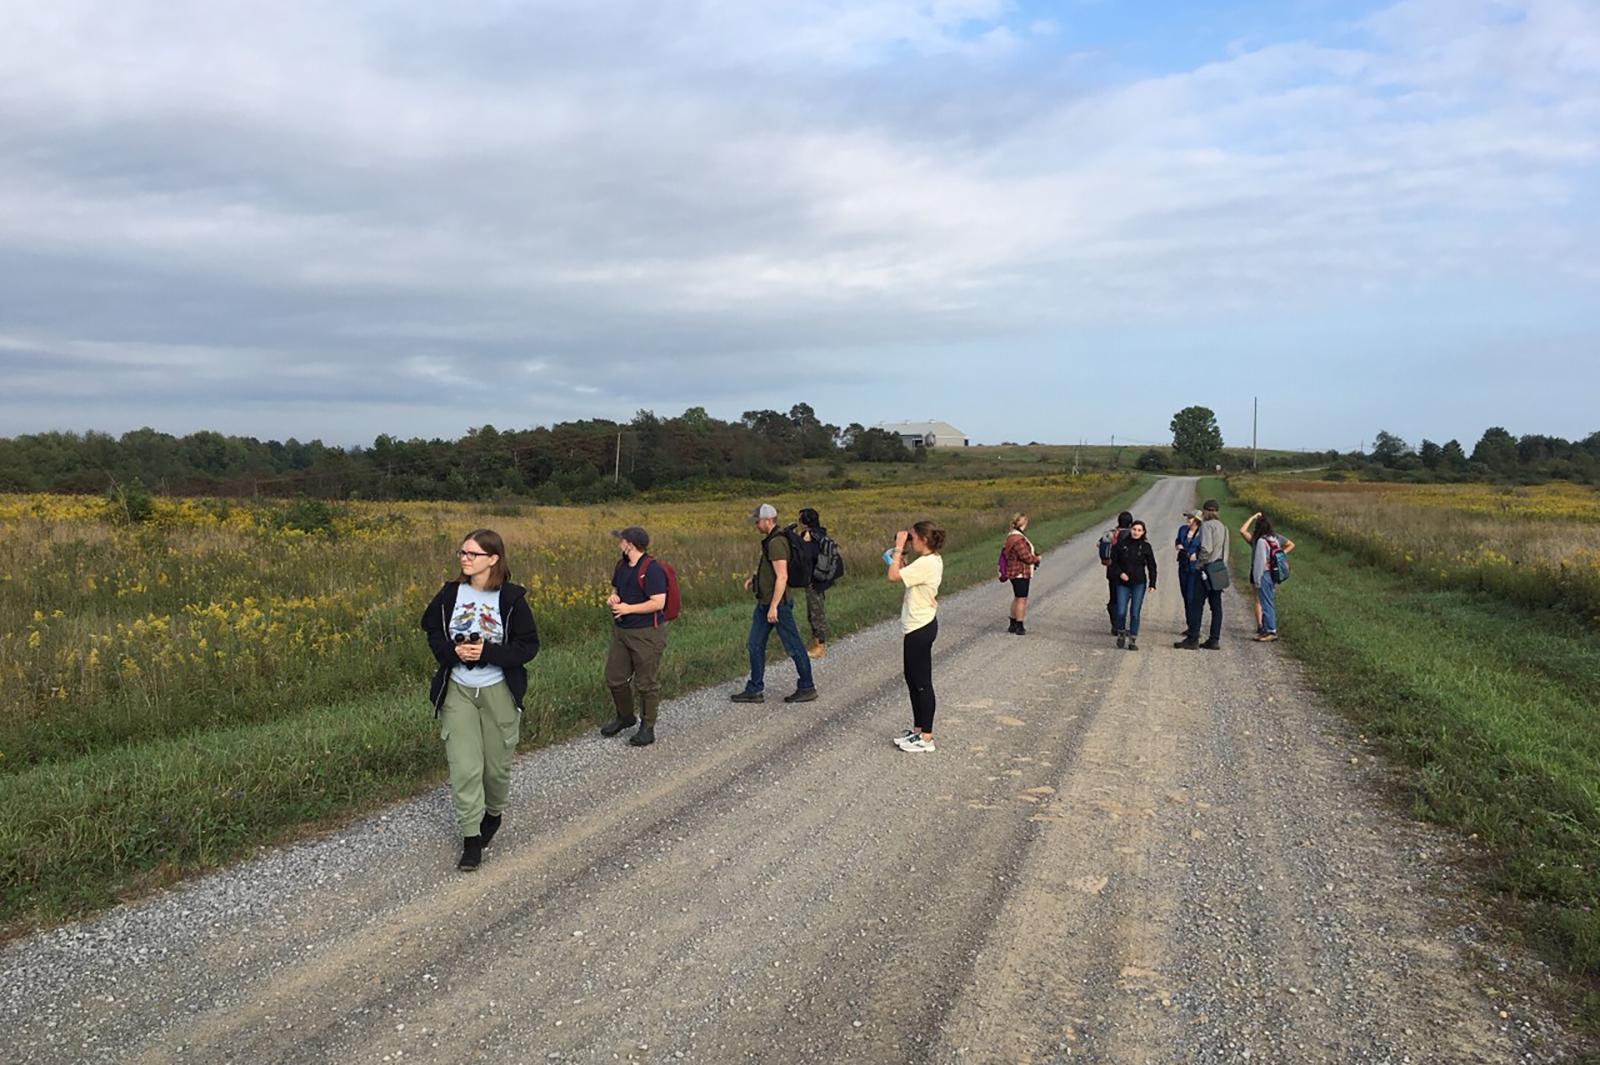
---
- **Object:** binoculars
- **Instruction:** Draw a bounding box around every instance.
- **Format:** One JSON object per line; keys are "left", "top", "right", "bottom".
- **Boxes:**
{"left": 453, "top": 631, "right": 482, "bottom": 667}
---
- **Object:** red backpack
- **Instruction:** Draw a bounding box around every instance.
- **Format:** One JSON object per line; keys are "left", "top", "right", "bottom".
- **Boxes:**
{"left": 637, "top": 556, "right": 681, "bottom": 623}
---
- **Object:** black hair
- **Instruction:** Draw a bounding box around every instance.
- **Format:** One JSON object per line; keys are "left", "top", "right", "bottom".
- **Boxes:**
{"left": 1254, "top": 515, "right": 1277, "bottom": 540}
{"left": 1117, "top": 511, "right": 1134, "bottom": 528}
{"left": 798, "top": 507, "right": 820, "bottom": 529}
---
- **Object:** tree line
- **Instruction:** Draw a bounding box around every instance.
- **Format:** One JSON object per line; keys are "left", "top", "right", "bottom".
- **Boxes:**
{"left": 0, "top": 405, "right": 925, "bottom": 502}
{"left": 1337, "top": 427, "right": 1600, "bottom": 484}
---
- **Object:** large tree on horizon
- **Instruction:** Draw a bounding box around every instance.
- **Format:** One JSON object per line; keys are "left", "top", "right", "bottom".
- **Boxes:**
{"left": 1170, "top": 406, "right": 1224, "bottom": 468}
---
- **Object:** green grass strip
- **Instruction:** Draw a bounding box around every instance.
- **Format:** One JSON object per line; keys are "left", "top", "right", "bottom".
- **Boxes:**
{"left": 0, "top": 477, "right": 1148, "bottom": 932}
{"left": 1202, "top": 478, "right": 1600, "bottom": 990}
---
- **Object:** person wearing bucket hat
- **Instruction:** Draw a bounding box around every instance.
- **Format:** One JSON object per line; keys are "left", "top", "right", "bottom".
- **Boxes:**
{"left": 601, "top": 525, "right": 670, "bottom": 746}
{"left": 1177, "top": 499, "right": 1227, "bottom": 649}
{"left": 732, "top": 504, "right": 817, "bottom": 704}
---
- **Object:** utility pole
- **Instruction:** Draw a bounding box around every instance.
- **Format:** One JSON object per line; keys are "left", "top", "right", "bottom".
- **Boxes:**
{"left": 614, "top": 431, "right": 622, "bottom": 484}
{"left": 1071, "top": 438, "right": 1081, "bottom": 476}
{"left": 1252, "top": 396, "right": 1258, "bottom": 471}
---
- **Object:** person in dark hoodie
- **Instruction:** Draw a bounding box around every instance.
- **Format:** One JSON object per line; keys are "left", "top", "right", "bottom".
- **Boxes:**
{"left": 1099, "top": 510, "right": 1135, "bottom": 634}
{"left": 420, "top": 528, "right": 540, "bottom": 872}
{"left": 797, "top": 508, "right": 842, "bottom": 659}
{"left": 1108, "top": 519, "right": 1158, "bottom": 650}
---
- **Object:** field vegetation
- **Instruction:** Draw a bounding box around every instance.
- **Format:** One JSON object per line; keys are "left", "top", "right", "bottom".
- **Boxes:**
{"left": 0, "top": 472, "right": 1140, "bottom": 930}
{"left": 1209, "top": 477, "right": 1600, "bottom": 1000}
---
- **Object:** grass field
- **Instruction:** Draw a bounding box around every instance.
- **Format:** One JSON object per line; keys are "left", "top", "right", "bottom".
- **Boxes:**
{"left": 0, "top": 472, "right": 1142, "bottom": 931}
{"left": 1206, "top": 477, "right": 1600, "bottom": 1001}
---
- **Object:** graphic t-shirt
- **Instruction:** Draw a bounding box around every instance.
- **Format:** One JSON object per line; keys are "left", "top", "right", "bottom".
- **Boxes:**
{"left": 613, "top": 556, "right": 670, "bottom": 629}
{"left": 899, "top": 553, "right": 944, "bottom": 634}
{"left": 449, "top": 583, "right": 506, "bottom": 688}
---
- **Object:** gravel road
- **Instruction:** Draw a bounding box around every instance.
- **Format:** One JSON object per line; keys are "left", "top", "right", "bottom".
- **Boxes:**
{"left": 1, "top": 477, "right": 1583, "bottom": 1064}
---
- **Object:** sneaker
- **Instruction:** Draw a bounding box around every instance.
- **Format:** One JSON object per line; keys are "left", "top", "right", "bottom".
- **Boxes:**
{"left": 479, "top": 812, "right": 502, "bottom": 848}
{"left": 1116, "top": 632, "right": 1126, "bottom": 649}
{"left": 600, "top": 715, "right": 637, "bottom": 737}
{"left": 458, "top": 835, "right": 483, "bottom": 871}
{"left": 628, "top": 724, "right": 656, "bottom": 746}
{"left": 807, "top": 640, "right": 826, "bottom": 660}
{"left": 891, "top": 728, "right": 918, "bottom": 745}
{"left": 1127, "top": 637, "right": 1138, "bottom": 651}
{"left": 1254, "top": 632, "right": 1279, "bottom": 642}
{"left": 783, "top": 687, "right": 819, "bottom": 704}
{"left": 1199, "top": 639, "right": 1221, "bottom": 651}
{"left": 899, "top": 736, "right": 936, "bottom": 754}
{"left": 1174, "top": 639, "right": 1199, "bottom": 650}
{"left": 730, "top": 690, "right": 765, "bottom": 703}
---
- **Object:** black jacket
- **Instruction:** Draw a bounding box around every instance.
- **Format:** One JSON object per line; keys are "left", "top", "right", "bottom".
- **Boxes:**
{"left": 1108, "top": 535, "right": 1158, "bottom": 588}
{"left": 797, "top": 524, "right": 838, "bottom": 592}
{"left": 421, "top": 580, "right": 540, "bottom": 716}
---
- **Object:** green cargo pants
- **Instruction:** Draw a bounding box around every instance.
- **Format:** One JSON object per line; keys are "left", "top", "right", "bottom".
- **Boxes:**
{"left": 604, "top": 624, "right": 668, "bottom": 726}
{"left": 440, "top": 678, "right": 521, "bottom": 837}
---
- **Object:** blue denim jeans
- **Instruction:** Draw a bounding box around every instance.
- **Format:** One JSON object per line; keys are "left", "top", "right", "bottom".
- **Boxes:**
{"left": 745, "top": 599, "right": 815, "bottom": 694}
{"left": 1112, "top": 581, "right": 1148, "bottom": 637}
{"left": 1257, "top": 574, "right": 1277, "bottom": 634}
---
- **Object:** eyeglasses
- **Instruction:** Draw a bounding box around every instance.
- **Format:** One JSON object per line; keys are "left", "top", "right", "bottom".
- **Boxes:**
{"left": 458, "top": 549, "right": 492, "bottom": 560}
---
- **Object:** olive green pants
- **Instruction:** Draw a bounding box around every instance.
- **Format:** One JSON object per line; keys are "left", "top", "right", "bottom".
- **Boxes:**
{"left": 604, "top": 624, "right": 668, "bottom": 725}
{"left": 439, "top": 679, "right": 521, "bottom": 837}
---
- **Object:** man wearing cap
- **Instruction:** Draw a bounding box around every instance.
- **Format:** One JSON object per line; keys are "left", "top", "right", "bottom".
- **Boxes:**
{"left": 1176, "top": 499, "right": 1227, "bottom": 650}
{"left": 732, "top": 504, "right": 818, "bottom": 704}
{"left": 601, "top": 526, "right": 670, "bottom": 746}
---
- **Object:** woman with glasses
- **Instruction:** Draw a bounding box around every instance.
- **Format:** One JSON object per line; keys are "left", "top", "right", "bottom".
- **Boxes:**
{"left": 420, "top": 529, "right": 540, "bottom": 871}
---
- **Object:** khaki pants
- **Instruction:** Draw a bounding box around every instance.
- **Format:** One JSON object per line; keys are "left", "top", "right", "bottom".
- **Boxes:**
{"left": 605, "top": 624, "right": 668, "bottom": 725}
{"left": 439, "top": 679, "right": 521, "bottom": 837}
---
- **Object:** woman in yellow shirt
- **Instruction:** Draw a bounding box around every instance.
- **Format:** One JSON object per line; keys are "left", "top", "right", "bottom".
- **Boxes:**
{"left": 887, "top": 521, "right": 946, "bottom": 754}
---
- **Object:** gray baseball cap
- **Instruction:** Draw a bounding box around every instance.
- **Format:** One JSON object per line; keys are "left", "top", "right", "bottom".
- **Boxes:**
{"left": 747, "top": 503, "right": 778, "bottom": 524}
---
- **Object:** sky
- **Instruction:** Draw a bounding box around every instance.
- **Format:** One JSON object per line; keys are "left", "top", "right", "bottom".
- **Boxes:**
{"left": 2, "top": 0, "right": 1597, "bottom": 451}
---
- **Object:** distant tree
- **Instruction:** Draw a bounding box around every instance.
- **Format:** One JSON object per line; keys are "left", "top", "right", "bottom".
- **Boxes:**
{"left": 1441, "top": 439, "right": 1468, "bottom": 470}
{"left": 1418, "top": 439, "right": 1442, "bottom": 470}
{"left": 1471, "top": 427, "right": 1518, "bottom": 472}
{"left": 1169, "top": 406, "right": 1223, "bottom": 467}
{"left": 678, "top": 406, "right": 713, "bottom": 434}
{"left": 1371, "top": 430, "right": 1411, "bottom": 468}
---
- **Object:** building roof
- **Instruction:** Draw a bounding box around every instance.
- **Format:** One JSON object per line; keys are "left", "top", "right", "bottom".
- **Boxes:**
{"left": 875, "top": 421, "right": 967, "bottom": 439}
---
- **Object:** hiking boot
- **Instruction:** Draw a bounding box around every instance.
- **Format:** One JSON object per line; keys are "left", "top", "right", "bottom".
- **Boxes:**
{"left": 1014, "top": 623, "right": 1027, "bottom": 636}
{"left": 458, "top": 835, "right": 483, "bottom": 871}
{"left": 1116, "top": 632, "right": 1126, "bottom": 649}
{"left": 807, "top": 640, "right": 826, "bottom": 659}
{"left": 628, "top": 724, "right": 656, "bottom": 747}
{"left": 600, "top": 715, "right": 637, "bottom": 737}
{"left": 783, "top": 687, "right": 819, "bottom": 704}
{"left": 1174, "top": 639, "right": 1199, "bottom": 650}
{"left": 1127, "top": 637, "right": 1139, "bottom": 651}
{"left": 1254, "top": 632, "right": 1279, "bottom": 642}
{"left": 1007, "top": 618, "right": 1019, "bottom": 634}
{"left": 730, "top": 690, "right": 765, "bottom": 703}
{"left": 479, "top": 812, "right": 502, "bottom": 848}
{"left": 1200, "top": 639, "right": 1221, "bottom": 651}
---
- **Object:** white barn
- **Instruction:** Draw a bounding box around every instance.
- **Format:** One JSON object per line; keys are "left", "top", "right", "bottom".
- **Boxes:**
{"left": 875, "top": 421, "right": 970, "bottom": 449}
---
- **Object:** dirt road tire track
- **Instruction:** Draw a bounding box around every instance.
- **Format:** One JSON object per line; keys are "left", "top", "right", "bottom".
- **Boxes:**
{"left": 0, "top": 477, "right": 1581, "bottom": 1064}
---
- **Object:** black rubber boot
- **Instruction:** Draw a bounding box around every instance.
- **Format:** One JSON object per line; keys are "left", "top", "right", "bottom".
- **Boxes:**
{"left": 629, "top": 724, "right": 656, "bottom": 747}
{"left": 458, "top": 834, "right": 483, "bottom": 871}
{"left": 1014, "top": 622, "right": 1027, "bottom": 636}
{"left": 600, "top": 714, "right": 637, "bottom": 737}
{"left": 479, "top": 812, "right": 502, "bottom": 848}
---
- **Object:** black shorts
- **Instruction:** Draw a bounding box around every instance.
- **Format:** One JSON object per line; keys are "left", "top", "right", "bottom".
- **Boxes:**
{"left": 1009, "top": 577, "right": 1031, "bottom": 599}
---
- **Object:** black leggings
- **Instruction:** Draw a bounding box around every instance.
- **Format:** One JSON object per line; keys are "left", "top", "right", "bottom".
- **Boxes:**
{"left": 903, "top": 618, "right": 938, "bottom": 734}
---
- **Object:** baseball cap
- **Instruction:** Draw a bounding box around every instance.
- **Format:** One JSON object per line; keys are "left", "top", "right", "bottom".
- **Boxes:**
{"left": 1201, "top": 499, "right": 1220, "bottom": 513}
{"left": 747, "top": 503, "right": 778, "bottom": 524}
{"left": 1181, "top": 510, "right": 1197, "bottom": 519}
{"left": 611, "top": 525, "right": 649, "bottom": 549}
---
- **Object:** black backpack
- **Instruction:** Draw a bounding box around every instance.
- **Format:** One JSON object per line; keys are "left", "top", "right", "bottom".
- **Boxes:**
{"left": 766, "top": 526, "right": 812, "bottom": 590}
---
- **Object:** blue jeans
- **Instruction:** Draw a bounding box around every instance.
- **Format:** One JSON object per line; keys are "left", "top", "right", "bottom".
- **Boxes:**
{"left": 1112, "top": 582, "right": 1148, "bottom": 636}
{"left": 1257, "top": 574, "right": 1277, "bottom": 634}
{"left": 745, "top": 600, "right": 815, "bottom": 694}
{"left": 1177, "top": 567, "right": 1197, "bottom": 609}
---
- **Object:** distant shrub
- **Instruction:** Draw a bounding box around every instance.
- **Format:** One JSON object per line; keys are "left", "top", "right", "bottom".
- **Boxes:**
{"left": 104, "top": 478, "right": 155, "bottom": 525}
{"left": 1135, "top": 449, "right": 1169, "bottom": 471}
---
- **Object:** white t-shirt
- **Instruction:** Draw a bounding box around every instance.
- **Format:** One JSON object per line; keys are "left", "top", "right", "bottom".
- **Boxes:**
{"left": 899, "top": 553, "right": 944, "bottom": 634}
{"left": 449, "top": 583, "right": 506, "bottom": 688}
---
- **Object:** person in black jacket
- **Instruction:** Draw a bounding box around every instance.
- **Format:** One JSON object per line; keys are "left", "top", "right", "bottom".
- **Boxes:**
{"left": 420, "top": 528, "right": 540, "bottom": 871}
{"left": 1108, "top": 519, "right": 1158, "bottom": 651}
{"left": 797, "top": 507, "right": 840, "bottom": 659}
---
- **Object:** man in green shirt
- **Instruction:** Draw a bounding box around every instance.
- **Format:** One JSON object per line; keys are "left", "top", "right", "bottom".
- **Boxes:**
{"left": 731, "top": 503, "right": 818, "bottom": 704}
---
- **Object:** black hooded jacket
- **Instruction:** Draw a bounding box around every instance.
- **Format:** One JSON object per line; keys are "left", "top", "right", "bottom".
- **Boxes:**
{"left": 1108, "top": 535, "right": 1159, "bottom": 588}
{"left": 420, "top": 580, "right": 540, "bottom": 716}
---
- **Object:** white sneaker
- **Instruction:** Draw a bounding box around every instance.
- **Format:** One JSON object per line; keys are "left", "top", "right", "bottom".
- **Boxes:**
{"left": 891, "top": 728, "right": 917, "bottom": 746}
{"left": 898, "top": 736, "right": 936, "bottom": 753}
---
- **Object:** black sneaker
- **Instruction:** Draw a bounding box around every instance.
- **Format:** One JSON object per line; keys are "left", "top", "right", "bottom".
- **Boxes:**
{"left": 1116, "top": 632, "right": 1126, "bottom": 649}
{"left": 1200, "top": 639, "right": 1221, "bottom": 651}
{"left": 458, "top": 835, "right": 483, "bottom": 871}
{"left": 600, "top": 715, "right": 637, "bottom": 737}
{"left": 479, "top": 812, "right": 502, "bottom": 848}
{"left": 783, "top": 687, "right": 819, "bottom": 704}
{"left": 628, "top": 724, "right": 656, "bottom": 747}
{"left": 730, "top": 690, "right": 765, "bottom": 703}
{"left": 1174, "top": 639, "right": 1199, "bottom": 650}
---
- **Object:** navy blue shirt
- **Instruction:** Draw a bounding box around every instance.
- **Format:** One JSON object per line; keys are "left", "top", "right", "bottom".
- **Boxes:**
{"left": 613, "top": 556, "right": 670, "bottom": 629}
{"left": 1175, "top": 525, "right": 1200, "bottom": 573}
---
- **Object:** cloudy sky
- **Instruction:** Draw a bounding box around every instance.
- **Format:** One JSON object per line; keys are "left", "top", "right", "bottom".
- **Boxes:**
{"left": 2, "top": 0, "right": 1597, "bottom": 450}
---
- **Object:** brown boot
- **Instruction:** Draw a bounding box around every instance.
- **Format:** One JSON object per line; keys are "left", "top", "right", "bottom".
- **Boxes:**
{"left": 807, "top": 640, "right": 826, "bottom": 659}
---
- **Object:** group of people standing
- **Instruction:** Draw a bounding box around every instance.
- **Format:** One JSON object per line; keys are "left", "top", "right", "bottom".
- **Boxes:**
{"left": 419, "top": 493, "right": 1291, "bottom": 871}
